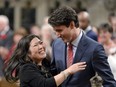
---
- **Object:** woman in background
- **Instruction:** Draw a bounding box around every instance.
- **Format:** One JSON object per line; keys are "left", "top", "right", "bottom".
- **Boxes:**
{"left": 98, "top": 23, "right": 116, "bottom": 80}
{"left": 41, "top": 24, "right": 56, "bottom": 61}
{"left": 5, "top": 27, "right": 28, "bottom": 62}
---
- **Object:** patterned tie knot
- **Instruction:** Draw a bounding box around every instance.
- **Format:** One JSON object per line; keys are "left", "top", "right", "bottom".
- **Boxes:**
{"left": 68, "top": 43, "right": 73, "bottom": 49}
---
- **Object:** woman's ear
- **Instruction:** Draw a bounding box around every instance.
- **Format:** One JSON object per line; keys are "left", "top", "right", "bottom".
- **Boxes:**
{"left": 69, "top": 21, "right": 75, "bottom": 29}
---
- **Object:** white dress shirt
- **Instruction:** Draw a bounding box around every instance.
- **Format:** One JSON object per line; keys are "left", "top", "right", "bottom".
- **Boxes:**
{"left": 67, "top": 29, "right": 83, "bottom": 59}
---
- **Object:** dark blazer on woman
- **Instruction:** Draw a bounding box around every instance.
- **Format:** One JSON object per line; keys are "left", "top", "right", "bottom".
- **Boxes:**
{"left": 19, "top": 62, "right": 57, "bottom": 87}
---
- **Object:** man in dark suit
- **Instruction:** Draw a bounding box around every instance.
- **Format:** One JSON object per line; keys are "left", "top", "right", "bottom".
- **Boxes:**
{"left": 78, "top": 11, "right": 98, "bottom": 41}
{"left": 48, "top": 6, "right": 116, "bottom": 87}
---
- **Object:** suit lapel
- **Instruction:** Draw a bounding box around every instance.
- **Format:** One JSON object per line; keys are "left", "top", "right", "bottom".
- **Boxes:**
{"left": 65, "top": 34, "right": 89, "bottom": 85}
{"left": 73, "top": 34, "right": 88, "bottom": 63}
{"left": 62, "top": 43, "right": 67, "bottom": 70}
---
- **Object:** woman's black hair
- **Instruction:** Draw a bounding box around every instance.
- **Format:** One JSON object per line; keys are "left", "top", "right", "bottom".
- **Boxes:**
{"left": 4, "top": 34, "right": 41, "bottom": 83}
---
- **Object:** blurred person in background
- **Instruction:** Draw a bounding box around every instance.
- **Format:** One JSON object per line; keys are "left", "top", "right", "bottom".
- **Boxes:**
{"left": 98, "top": 23, "right": 116, "bottom": 55}
{"left": 0, "top": 15, "right": 13, "bottom": 78}
{"left": 1, "top": 27, "right": 28, "bottom": 87}
{"left": 108, "top": 12, "right": 116, "bottom": 43}
{"left": 108, "top": 50, "right": 116, "bottom": 80}
{"left": 78, "top": 11, "right": 98, "bottom": 41}
{"left": 5, "top": 27, "right": 28, "bottom": 63}
{"left": 41, "top": 24, "right": 56, "bottom": 61}
{"left": 30, "top": 25, "right": 41, "bottom": 37}
{"left": 98, "top": 23, "right": 116, "bottom": 80}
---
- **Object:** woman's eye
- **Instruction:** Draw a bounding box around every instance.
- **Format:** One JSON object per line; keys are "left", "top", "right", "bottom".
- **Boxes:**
{"left": 39, "top": 41, "right": 43, "bottom": 44}
{"left": 34, "top": 44, "right": 38, "bottom": 46}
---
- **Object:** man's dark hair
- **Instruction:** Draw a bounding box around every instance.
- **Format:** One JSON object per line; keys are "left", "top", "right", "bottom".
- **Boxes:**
{"left": 98, "top": 23, "right": 113, "bottom": 34}
{"left": 48, "top": 6, "right": 79, "bottom": 28}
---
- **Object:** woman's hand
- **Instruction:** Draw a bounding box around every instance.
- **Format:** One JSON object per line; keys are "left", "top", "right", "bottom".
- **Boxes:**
{"left": 66, "top": 62, "right": 86, "bottom": 74}
{"left": 54, "top": 62, "right": 86, "bottom": 86}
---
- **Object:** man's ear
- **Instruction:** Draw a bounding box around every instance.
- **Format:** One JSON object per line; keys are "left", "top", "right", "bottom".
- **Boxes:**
{"left": 69, "top": 21, "right": 75, "bottom": 29}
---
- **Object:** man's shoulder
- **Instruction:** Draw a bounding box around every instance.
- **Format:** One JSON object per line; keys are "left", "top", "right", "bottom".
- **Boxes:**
{"left": 53, "top": 38, "right": 64, "bottom": 45}
{"left": 83, "top": 34, "right": 100, "bottom": 46}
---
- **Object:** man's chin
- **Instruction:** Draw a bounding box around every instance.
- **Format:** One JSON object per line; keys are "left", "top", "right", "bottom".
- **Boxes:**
{"left": 62, "top": 39, "right": 69, "bottom": 43}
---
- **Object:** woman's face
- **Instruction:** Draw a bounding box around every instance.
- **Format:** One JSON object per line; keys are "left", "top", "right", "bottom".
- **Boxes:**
{"left": 28, "top": 37, "right": 46, "bottom": 63}
{"left": 99, "top": 29, "right": 111, "bottom": 43}
{"left": 13, "top": 34, "right": 23, "bottom": 44}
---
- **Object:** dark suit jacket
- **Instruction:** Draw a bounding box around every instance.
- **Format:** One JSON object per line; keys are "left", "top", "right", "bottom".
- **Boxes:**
{"left": 0, "top": 29, "right": 13, "bottom": 49}
{"left": 86, "top": 29, "right": 98, "bottom": 41}
{"left": 52, "top": 33, "right": 116, "bottom": 87}
{"left": 0, "top": 29, "right": 13, "bottom": 76}
{"left": 19, "top": 63, "right": 56, "bottom": 87}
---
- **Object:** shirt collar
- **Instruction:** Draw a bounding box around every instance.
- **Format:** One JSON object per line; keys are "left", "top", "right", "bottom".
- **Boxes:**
{"left": 84, "top": 25, "right": 92, "bottom": 34}
{"left": 67, "top": 29, "right": 82, "bottom": 47}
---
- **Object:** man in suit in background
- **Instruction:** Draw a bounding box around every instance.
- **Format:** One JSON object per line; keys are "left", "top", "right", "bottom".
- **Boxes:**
{"left": 78, "top": 11, "right": 98, "bottom": 41}
{"left": 48, "top": 6, "right": 116, "bottom": 87}
{"left": 0, "top": 15, "right": 13, "bottom": 78}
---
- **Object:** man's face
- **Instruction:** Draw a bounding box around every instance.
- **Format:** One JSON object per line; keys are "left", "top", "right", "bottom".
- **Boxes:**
{"left": 53, "top": 25, "right": 73, "bottom": 43}
{"left": 78, "top": 15, "right": 89, "bottom": 30}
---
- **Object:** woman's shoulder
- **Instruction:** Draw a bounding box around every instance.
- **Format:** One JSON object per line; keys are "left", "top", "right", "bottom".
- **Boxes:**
{"left": 19, "top": 63, "right": 41, "bottom": 83}
{"left": 20, "top": 62, "right": 38, "bottom": 71}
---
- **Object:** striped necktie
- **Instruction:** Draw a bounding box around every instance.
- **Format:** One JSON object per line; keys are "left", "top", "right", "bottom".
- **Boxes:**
{"left": 67, "top": 43, "right": 73, "bottom": 68}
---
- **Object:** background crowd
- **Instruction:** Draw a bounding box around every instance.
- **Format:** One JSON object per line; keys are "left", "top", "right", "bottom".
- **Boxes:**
{"left": 0, "top": 0, "right": 116, "bottom": 87}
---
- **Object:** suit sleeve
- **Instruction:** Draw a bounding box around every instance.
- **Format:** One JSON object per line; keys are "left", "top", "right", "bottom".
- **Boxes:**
{"left": 92, "top": 44, "right": 116, "bottom": 87}
{"left": 20, "top": 64, "right": 57, "bottom": 87}
{"left": 4, "top": 31, "right": 13, "bottom": 49}
{"left": 50, "top": 40, "right": 58, "bottom": 76}
{"left": 91, "top": 34, "right": 98, "bottom": 41}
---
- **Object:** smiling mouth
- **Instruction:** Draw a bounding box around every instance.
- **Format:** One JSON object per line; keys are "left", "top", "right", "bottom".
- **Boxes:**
{"left": 38, "top": 49, "right": 45, "bottom": 54}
